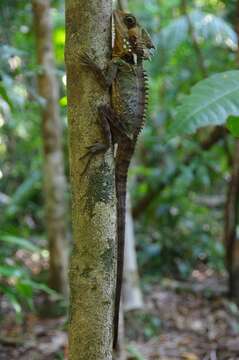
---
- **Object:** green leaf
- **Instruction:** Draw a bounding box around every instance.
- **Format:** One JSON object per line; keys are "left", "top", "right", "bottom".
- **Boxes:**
{"left": 6, "top": 293, "right": 22, "bottom": 314}
{"left": 159, "top": 14, "right": 187, "bottom": 52}
{"left": 227, "top": 116, "right": 239, "bottom": 137}
{"left": 15, "top": 281, "right": 33, "bottom": 298}
{"left": 127, "top": 345, "right": 145, "bottom": 360}
{"left": 15, "top": 281, "right": 34, "bottom": 310}
{"left": 168, "top": 71, "right": 239, "bottom": 137}
{"left": 5, "top": 171, "right": 41, "bottom": 217}
{"left": 159, "top": 11, "right": 237, "bottom": 53}
{"left": 0, "top": 265, "right": 26, "bottom": 278}
{"left": 0, "top": 234, "right": 40, "bottom": 252}
{"left": 0, "top": 285, "right": 24, "bottom": 322}
{"left": 59, "top": 96, "right": 67, "bottom": 107}
{"left": 23, "top": 279, "right": 62, "bottom": 299}
{"left": 0, "top": 83, "right": 14, "bottom": 110}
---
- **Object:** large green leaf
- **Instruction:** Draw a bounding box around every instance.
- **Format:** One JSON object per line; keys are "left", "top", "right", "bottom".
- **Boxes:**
{"left": 159, "top": 11, "right": 237, "bottom": 53}
{"left": 168, "top": 71, "right": 239, "bottom": 137}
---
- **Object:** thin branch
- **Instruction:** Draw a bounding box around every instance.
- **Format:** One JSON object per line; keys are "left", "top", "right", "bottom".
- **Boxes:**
{"left": 181, "top": 0, "right": 208, "bottom": 78}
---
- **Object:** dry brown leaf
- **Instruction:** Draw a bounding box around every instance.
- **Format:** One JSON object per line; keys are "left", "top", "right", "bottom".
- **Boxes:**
{"left": 181, "top": 352, "right": 199, "bottom": 360}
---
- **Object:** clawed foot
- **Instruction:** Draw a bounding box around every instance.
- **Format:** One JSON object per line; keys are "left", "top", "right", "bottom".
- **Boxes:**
{"left": 79, "top": 52, "right": 108, "bottom": 88}
{"left": 79, "top": 52, "right": 97, "bottom": 70}
{"left": 80, "top": 142, "right": 107, "bottom": 175}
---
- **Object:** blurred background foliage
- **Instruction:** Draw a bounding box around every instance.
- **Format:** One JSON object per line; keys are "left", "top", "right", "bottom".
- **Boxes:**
{"left": 0, "top": 0, "right": 238, "bottom": 319}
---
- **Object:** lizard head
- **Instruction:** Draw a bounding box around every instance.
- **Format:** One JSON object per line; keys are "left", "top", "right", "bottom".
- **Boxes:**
{"left": 112, "top": 10, "right": 155, "bottom": 64}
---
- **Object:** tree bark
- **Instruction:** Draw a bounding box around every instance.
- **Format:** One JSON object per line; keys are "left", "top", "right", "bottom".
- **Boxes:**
{"left": 124, "top": 195, "right": 143, "bottom": 311}
{"left": 32, "top": 0, "right": 69, "bottom": 296}
{"left": 224, "top": 140, "right": 239, "bottom": 299}
{"left": 115, "top": 306, "right": 125, "bottom": 360}
{"left": 65, "top": 0, "right": 117, "bottom": 359}
{"left": 224, "top": 0, "right": 239, "bottom": 301}
{"left": 117, "top": 0, "right": 128, "bottom": 11}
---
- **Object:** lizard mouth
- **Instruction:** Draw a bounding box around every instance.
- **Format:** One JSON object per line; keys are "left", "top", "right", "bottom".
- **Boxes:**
{"left": 129, "top": 36, "right": 155, "bottom": 62}
{"left": 142, "top": 47, "right": 154, "bottom": 61}
{"left": 133, "top": 47, "right": 154, "bottom": 63}
{"left": 122, "top": 38, "right": 139, "bottom": 64}
{"left": 125, "top": 47, "right": 154, "bottom": 64}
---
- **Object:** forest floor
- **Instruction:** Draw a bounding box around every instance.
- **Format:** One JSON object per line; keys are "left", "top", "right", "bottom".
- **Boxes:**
{"left": 0, "top": 268, "right": 239, "bottom": 360}
{"left": 127, "top": 268, "right": 239, "bottom": 360}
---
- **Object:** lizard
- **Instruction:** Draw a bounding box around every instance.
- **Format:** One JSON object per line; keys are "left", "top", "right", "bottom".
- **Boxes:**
{"left": 79, "top": 9, "right": 154, "bottom": 349}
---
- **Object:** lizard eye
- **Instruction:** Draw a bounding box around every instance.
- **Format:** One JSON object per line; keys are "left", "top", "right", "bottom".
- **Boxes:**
{"left": 124, "top": 15, "right": 136, "bottom": 28}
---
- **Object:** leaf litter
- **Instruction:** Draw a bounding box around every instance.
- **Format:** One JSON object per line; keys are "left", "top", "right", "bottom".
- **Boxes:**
{"left": 0, "top": 268, "right": 239, "bottom": 359}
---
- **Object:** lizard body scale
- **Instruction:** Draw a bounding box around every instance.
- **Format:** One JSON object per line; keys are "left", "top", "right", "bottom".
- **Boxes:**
{"left": 79, "top": 10, "right": 154, "bottom": 350}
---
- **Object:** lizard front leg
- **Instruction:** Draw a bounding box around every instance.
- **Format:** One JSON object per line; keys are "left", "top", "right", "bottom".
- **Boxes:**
{"left": 79, "top": 52, "right": 119, "bottom": 88}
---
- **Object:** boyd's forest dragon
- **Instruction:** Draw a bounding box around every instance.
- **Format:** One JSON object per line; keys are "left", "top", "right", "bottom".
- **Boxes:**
{"left": 80, "top": 10, "right": 154, "bottom": 350}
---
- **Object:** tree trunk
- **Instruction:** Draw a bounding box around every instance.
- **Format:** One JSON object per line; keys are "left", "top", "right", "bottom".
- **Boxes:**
{"left": 32, "top": 0, "right": 69, "bottom": 296}
{"left": 115, "top": 307, "right": 126, "bottom": 360}
{"left": 180, "top": 0, "right": 207, "bottom": 77}
{"left": 117, "top": 0, "right": 128, "bottom": 11}
{"left": 65, "top": 0, "right": 117, "bottom": 359}
{"left": 124, "top": 195, "right": 143, "bottom": 311}
{"left": 224, "top": 140, "right": 239, "bottom": 300}
{"left": 114, "top": 194, "right": 142, "bottom": 360}
{"left": 224, "top": 0, "right": 239, "bottom": 301}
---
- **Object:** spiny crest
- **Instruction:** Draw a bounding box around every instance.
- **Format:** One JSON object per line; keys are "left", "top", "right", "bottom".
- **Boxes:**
{"left": 142, "top": 70, "right": 149, "bottom": 125}
{"left": 133, "top": 69, "right": 149, "bottom": 134}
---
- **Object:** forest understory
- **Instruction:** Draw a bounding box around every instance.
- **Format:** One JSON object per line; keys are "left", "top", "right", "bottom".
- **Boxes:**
{"left": 1, "top": 267, "right": 239, "bottom": 360}
{"left": 2, "top": 0, "right": 239, "bottom": 359}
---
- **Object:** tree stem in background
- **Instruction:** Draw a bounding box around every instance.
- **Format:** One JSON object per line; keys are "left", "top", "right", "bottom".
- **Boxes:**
{"left": 224, "top": 0, "right": 239, "bottom": 301}
{"left": 117, "top": 0, "right": 128, "bottom": 11}
{"left": 181, "top": 0, "right": 208, "bottom": 78}
{"left": 224, "top": 140, "right": 239, "bottom": 300}
{"left": 124, "top": 195, "right": 143, "bottom": 311}
{"left": 32, "top": 0, "right": 69, "bottom": 297}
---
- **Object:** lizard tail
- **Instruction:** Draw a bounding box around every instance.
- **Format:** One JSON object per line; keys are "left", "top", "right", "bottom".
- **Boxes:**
{"left": 113, "top": 143, "right": 134, "bottom": 350}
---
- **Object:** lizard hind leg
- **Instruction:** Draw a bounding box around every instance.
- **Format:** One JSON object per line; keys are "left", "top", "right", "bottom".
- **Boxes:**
{"left": 79, "top": 52, "right": 118, "bottom": 88}
{"left": 79, "top": 143, "right": 108, "bottom": 176}
{"left": 98, "top": 104, "right": 129, "bottom": 139}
